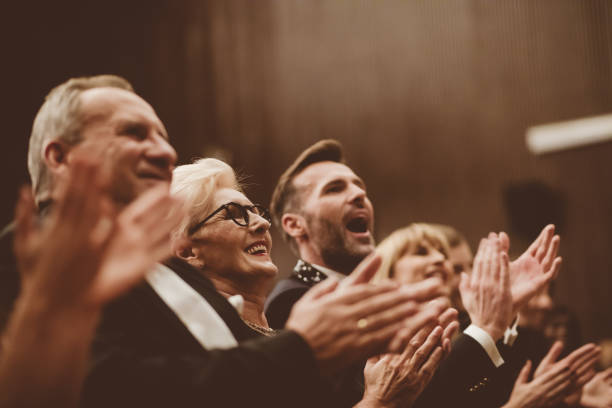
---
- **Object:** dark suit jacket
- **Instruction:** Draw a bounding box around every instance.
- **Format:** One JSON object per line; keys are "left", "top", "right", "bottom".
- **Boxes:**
{"left": 80, "top": 257, "right": 337, "bottom": 408}
{"left": 265, "top": 261, "right": 323, "bottom": 330}
{"left": 266, "top": 261, "right": 528, "bottom": 408}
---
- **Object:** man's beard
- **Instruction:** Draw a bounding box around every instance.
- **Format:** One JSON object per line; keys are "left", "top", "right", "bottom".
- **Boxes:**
{"left": 307, "top": 215, "right": 374, "bottom": 275}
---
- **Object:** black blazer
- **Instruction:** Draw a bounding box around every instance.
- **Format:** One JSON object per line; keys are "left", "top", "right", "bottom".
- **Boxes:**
{"left": 265, "top": 261, "right": 325, "bottom": 329}
{"left": 82, "top": 258, "right": 335, "bottom": 408}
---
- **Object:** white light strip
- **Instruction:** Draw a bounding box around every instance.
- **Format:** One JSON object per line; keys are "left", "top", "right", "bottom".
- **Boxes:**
{"left": 526, "top": 113, "right": 612, "bottom": 154}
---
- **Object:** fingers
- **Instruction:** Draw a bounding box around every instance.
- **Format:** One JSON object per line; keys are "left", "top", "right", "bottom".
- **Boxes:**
{"left": 412, "top": 326, "right": 442, "bottom": 369}
{"left": 437, "top": 307, "right": 458, "bottom": 328}
{"left": 528, "top": 224, "right": 554, "bottom": 257}
{"left": 442, "top": 321, "right": 459, "bottom": 351}
{"left": 398, "top": 326, "right": 431, "bottom": 363}
{"left": 471, "top": 238, "right": 486, "bottom": 286}
{"left": 419, "top": 345, "right": 444, "bottom": 383}
{"left": 437, "top": 307, "right": 459, "bottom": 350}
{"left": 332, "top": 281, "right": 399, "bottom": 306}
{"left": 500, "top": 252, "right": 510, "bottom": 290}
{"left": 459, "top": 272, "right": 469, "bottom": 298}
{"left": 490, "top": 236, "right": 501, "bottom": 282}
{"left": 499, "top": 231, "right": 510, "bottom": 253}
{"left": 516, "top": 360, "right": 532, "bottom": 385}
{"left": 399, "top": 277, "right": 445, "bottom": 303}
{"left": 341, "top": 253, "right": 382, "bottom": 287}
{"left": 535, "top": 227, "right": 554, "bottom": 262}
{"left": 301, "top": 277, "right": 340, "bottom": 302}
{"left": 563, "top": 343, "right": 598, "bottom": 368}
{"left": 540, "top": 341, "right": 564, "bottom": 369}
{"left": 541, "top": 235, "right": 560, "bottom": 271}
{"left": 118, "top": 184, "right": 171, "bottom": 225}
{"left": 549, "top": 257, "right": 562, "bottom": 280}
{"left": 357, "top": 299, "right": 419, "bottom": 333}
{"left": 387, "top": 301, "right": 444, "bottom": 353}
{"left": 570, "top": 346, "right": 601, "bottom": 386}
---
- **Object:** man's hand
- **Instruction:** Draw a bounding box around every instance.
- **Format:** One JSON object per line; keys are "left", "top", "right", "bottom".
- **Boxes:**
{"left": 581, "top": 367, "right": 612, "bottom": 408}
{"left": 286, "top": 254, "right": 447, "bottom": 375}
{"left": 502, "top": 225, "right": 562, "bottom": 313}
{"left": 13, "top": 155, "right": 184, "bottom": 310}
{"left": 89, "top": 185, "right": 185, "bottom": 304}
{"left": 459, "top": 234, "right": 513, "bottom": 341}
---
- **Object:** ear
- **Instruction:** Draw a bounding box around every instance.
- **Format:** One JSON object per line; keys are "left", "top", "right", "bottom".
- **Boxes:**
{"left": 281, "top": 213, "right": 307, "bottom": 240}
{"left": 43, "top": 140, "right": 70, "bottom": 168}
{"left": 173, "top": 238, "right": 204, "bottom": 268}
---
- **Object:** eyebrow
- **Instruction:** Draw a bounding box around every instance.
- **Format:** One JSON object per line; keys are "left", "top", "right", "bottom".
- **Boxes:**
{"left": 321, "top": 176, "right": 366, "bottom": 192}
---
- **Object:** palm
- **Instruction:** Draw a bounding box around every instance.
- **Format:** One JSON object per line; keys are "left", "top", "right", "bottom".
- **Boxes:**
{"left": 503, "top": 225, "right": 561, "bottom": 312}
{"left": 509, "top": 255, "right": 545, "bottom": 310}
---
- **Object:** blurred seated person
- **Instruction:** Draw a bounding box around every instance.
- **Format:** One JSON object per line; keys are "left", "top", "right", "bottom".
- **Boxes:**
{"left": 374, "top": 223, "right": 454, "bottom": 298}
{"left": 374, "top": 223, "right": 568, "bottom": 407}
{"left": 0, "top": 155, "right": 183, "bottom": 408}
{"left": 431, "top": 224, "right": 473, "bottom": 328}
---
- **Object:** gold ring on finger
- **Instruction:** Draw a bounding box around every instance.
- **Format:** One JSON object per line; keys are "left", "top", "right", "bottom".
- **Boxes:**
{"left": 357, "top": 318, "right": 369, "bottom": 329}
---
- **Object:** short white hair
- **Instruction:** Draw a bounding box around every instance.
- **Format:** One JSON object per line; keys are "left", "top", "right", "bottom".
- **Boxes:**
{"left": 171, "top": 158, "right": 241, "bottom": 238}
{"left": 28, "top": 75, "right": 133, "bottom": 204}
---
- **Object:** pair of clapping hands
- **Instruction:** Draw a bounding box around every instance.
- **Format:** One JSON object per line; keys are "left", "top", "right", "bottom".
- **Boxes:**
{"left": 13, "top": 154, "right": 185, "bottom": 314}
{"left": 343, "top": 227, "right": 561, "bottom": 408}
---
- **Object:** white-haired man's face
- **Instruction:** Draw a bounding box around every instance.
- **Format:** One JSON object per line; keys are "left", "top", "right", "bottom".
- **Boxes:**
{"left": 63, "top": 87, "right": 177, "bottom": 204}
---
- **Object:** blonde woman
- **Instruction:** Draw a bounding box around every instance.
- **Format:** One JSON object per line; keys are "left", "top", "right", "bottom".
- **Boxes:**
{"left": 374, "top": 223, "right": 454, "bottom": 298}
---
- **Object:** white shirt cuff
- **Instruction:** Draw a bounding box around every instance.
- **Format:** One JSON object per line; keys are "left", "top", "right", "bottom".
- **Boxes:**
{"left": 464, "top": 324, "right": 505, "bottom": 367}
{"left": 503, "top": 316, "right": 520, "bottom": 346}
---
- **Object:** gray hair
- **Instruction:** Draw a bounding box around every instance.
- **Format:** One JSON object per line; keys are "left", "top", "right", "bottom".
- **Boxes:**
{"left": 28, "top": 75, "right": 133, "bottom": 204}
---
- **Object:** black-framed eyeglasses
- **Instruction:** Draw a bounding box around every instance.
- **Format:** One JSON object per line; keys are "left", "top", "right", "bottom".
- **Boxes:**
{"left": 188, "top": 202, "right": 271, "bottom": 235}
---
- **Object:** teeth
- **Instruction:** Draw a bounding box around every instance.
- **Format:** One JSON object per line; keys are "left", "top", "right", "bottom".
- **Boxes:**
{"left": 246, "top": 244, "right": 267, "bottom": 254}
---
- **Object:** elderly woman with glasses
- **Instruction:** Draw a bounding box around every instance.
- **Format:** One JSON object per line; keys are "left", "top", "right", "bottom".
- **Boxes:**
{"left": 171, "top": 158, "right": 277, "bottom": 335}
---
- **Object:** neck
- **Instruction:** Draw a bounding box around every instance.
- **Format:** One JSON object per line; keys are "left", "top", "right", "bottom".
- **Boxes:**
{"left": 209, "top": 276, "right": 270, "bottom": 328}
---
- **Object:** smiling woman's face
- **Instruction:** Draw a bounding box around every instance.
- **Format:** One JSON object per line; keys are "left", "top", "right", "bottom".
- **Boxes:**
{"left": 188, "top": 187, "right": 278, "bottom": 281}
{"left": 392, "top": 239, "right": 453, "bottom": 294}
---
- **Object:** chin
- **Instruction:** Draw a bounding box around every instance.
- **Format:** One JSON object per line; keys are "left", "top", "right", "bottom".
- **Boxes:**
{"left": 247, "top": 259, "right": 278, "bottom": 278}
{"left": 138, "top": 178, "right": 170, "bottom": 191}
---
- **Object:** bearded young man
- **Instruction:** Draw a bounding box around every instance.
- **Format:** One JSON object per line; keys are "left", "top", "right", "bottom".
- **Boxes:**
{"left": 265, "top": 139, "right": 566, "bottom": 407}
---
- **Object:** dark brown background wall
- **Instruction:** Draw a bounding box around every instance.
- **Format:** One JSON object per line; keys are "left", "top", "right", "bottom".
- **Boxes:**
{"left": 2, "top": 0, "right": 611, "bottom": 341}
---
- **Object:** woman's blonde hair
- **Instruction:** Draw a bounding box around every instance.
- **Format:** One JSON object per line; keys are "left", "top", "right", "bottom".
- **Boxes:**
{"left": 374, "top": 223, "right": 451, "bottom": 283}
{"left": 171, "top": 158, "right": 241, "bottom": 238}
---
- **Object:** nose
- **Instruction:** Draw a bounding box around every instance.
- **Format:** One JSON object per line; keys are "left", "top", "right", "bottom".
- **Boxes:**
{"left": 248, "top": 212, "right": 271, "bottom": 235}
{"left": 348, "top": 184, "right": 367, "bottom": 208}
{"left": 147, "top": 134, "right": 177, "bottom": 169}
{"left": 431, "top": 248, "right": 446, "bottom": 264}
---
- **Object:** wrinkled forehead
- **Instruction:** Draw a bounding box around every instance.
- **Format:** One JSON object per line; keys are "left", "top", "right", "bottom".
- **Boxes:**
{"left": 78, "top": 87, "right": 166, "bottom": 134}
{"left": 292, "top": 161, "right": 361, "bottom": 193}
